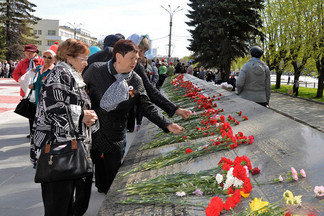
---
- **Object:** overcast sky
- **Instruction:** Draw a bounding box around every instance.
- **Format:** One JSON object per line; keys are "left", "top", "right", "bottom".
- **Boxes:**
{"left": 30, "top": 0, "right": 193, "bottom": 58}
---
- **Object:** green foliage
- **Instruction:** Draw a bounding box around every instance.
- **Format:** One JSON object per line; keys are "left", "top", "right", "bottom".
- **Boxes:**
{"left": 262, "top": 0, "right": 324, "bottom": 92}
{"left": 186, "top": 0, "right": 265, "bottom": 77}
{"left": 0, "top": 27, "right": 6, "bottom": 60}
{"left": 271, "top": 84, "right": 324, "bottom": 102}
{"left": 0, "top": 0, "right": 40, "bottom": 60}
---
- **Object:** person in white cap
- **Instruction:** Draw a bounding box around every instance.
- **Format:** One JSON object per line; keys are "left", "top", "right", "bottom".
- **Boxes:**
{"left": 28, "top": 49, "right": 56, "bottom": 105}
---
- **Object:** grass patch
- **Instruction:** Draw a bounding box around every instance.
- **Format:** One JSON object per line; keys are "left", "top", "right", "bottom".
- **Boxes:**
{"left": 271, "top": 84, "right": 324, "bottom": 103}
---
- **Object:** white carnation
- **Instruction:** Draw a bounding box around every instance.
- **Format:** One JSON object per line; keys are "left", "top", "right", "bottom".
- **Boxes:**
{"left": 215, "top": 174, "right": 223, "bottom": 184}
{"left": 233, "top": 178, "right": 244, "bottom": 187}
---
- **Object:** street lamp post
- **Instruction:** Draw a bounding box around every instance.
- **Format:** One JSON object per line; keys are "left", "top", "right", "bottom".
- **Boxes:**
{"left": 161, "top": 5, "right": 183, "bottom": 61}
{"left": 68, "top": 22, "right": 82, "bottom": 39}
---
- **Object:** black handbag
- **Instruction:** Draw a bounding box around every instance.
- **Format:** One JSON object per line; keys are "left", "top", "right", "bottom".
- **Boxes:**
{"left": 34, "top": 106, "right": 93, "bottom": 183}
{"left": 14, "top": 90, "right": 36, "bottom": 119}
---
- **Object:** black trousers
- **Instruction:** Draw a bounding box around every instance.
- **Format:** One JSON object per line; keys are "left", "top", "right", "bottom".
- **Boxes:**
{"left": 156, "top": 74, "right": 166, "bottom": 90}
{"left": 29, "top": 117, "right": 34, "bottom": 135}
{"left": 91, "top": 149, "right": 122, "bottom": 194}
{"left": 127, "top": 106, "right": 135, "bottom": 132}
{"left": 41, "top": 174, "right": 93, "bottom": 216}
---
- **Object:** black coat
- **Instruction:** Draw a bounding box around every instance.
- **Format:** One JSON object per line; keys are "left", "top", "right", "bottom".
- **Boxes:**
{"left": 83, "top": 48, "right": 179, "bottom": 117}
{"left": 83, "top": 62, "right": 172, "bottom": 154}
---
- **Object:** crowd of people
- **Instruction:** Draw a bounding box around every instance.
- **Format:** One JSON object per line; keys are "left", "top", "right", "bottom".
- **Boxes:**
{"left": 8, "top": 33, "right": 192, "bottom": 216}
{"left": 0, "top": 59, "right": 19, "bottom": 78}
{"left": 6, "top": 32, "right": 271, "bottom": 215}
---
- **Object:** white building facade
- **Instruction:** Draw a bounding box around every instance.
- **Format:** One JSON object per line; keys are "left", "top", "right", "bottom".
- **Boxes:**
{"left": 31, "top": 19, "right": 97, "bottom": 55}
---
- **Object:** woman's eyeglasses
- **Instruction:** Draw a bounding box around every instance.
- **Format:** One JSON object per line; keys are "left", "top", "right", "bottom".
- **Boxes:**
{"left": 43, "top": 56, "right": 52, "bottom": 60}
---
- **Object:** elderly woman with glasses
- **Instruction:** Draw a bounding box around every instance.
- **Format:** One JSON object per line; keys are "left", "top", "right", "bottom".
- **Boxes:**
{"left": 31, "top": 39, "right": 98, "bottom": 216}
{"left": 28, "top": 49, "right": 56, "bottom": 105}
{"left": 83, "top": 39, "right": 185, "bottom": 194}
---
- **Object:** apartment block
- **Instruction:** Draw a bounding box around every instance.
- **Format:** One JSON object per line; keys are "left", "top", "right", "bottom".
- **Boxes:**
{"left": 32, "top": 19, "right": 97, "bottom": 55}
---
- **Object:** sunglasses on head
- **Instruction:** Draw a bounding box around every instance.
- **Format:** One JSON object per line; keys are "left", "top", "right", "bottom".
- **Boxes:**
{"left": 43, "top": 56, "right": 52, "bottom": 60}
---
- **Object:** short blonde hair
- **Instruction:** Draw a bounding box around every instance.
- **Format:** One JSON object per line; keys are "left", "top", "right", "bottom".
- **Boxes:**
{"left": 138, "top": 36, "right": 150, "bottom": 52}
{"left": 56, "top": 39, "right": 90, "bottom": 62}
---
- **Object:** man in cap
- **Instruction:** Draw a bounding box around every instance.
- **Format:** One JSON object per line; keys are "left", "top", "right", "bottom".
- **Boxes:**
{"left": 236, "top": 46, "right": 271, "bottom": 107}
{"left": 83, "top": 34, "right": 124, "bottom": 73}
{"left": 13, "top": 44, "right": 44, "bottom": 138}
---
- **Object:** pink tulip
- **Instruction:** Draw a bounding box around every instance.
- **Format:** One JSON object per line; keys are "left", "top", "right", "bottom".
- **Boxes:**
{"left": 193, "top": 111, "right": 197, "bottom": 115}
{"left": 314, "top": 186, "right": 324, "bottom": 197}
{"left": 300, "top": 169, "right": 306, "bottom": 178}
{"left": 279, "top": 175, "right": 284, "bottom": 182}
{"left": 291, "top": 167, "right": 298, "bottom": 181}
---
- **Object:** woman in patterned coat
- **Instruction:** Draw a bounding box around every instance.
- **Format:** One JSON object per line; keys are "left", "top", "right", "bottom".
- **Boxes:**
{"left": 31, "top": 39, "right": 98, "bottom": 216}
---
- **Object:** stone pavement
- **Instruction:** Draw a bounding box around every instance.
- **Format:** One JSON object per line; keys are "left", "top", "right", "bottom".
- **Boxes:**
{"left": 0, "top": 77, "right": 324, "bottom": 215}
{"left": 269, "top": 91, "right": 324, "bottom": 133}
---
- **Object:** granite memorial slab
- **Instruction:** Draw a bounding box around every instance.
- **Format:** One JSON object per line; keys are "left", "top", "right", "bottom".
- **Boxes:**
{"left": 98, "top": 75, "right": 324, "bottom": 216}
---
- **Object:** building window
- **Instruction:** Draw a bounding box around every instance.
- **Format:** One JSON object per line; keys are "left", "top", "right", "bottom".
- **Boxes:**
{"left": 38, "top": 30, "right": 42, "bottom": 35}
{"left": 47, "top": 41, "right": 56, "bottom": 46}
{"left": 34, "top": 30, "right": 37, "bottom": 35}
{"left": 48, "top": 30, "right": 56, "bottom": 36}
{"left": 37, "top": 40, "right": 42, "bottom": 45}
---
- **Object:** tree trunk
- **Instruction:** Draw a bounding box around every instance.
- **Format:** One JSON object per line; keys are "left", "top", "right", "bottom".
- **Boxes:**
{"left": 316, "top": 56, "right": 324, "bottom": 98}
{"left": 275, "top": 72, "right": 282, "bottom": 89}
{"left": 224, "top": 64, "right": 231, "bottom": 81}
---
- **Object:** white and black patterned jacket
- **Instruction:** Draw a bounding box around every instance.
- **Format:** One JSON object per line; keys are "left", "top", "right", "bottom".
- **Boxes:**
{"left": 30, "top": 61, "right": 94, "bottom": 166}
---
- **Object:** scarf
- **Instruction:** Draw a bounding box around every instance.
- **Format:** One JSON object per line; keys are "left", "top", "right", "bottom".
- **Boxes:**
{"left": 27, "top": 56, "right": 36, "bottom": 72}
{"left": 57, "top": 61, "right": 86, "bottom": 88}
{"left": 100, "top": 60, "right": 132, "bottom": 112}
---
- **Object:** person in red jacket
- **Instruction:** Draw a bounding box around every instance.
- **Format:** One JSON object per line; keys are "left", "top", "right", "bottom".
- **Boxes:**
{"left": 13, "top": 44, "right": 44, "bottom": 97}
{"left": 12, "top": 44, "right": 44, "bottom": 139}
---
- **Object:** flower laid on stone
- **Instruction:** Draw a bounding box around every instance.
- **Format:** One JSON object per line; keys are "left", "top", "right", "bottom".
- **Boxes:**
{"left": 119, "top": 155, "right": 257, "bottom": 210}
{"left": 257, "top": 168, "right": 307, "bottom": 184}
{"left": 140, "top": 75, "right": 253, "bottom": 150}
{"left": 314, "top": 186, "right": 324, "bottom": 197}
{"left": 176, "top": 191, "right": 186, "bottom": 197}
{"left": 291, "top": 167, "right": 299, "bottom": 181}
{"left": 234, "top": 190, "right": 315, "bottom": 216}
{"left": 120, "top": 135, "right": 254, "bottom": 177}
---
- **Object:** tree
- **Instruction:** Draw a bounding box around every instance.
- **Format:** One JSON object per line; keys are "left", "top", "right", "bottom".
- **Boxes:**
{"left": 262, "top": 0, "right": 291, "bottom": 89}
{"left": 0, "top": 0, "right": 40, "bottom": 61}
{"left": 186, "top": 0, "right": 265, "bottom": 80}
{"left": 0, "top": 27, "right": 6, "bottom": 60}
{"left": 311, "top": 0, "right": 324, "bottom": 98}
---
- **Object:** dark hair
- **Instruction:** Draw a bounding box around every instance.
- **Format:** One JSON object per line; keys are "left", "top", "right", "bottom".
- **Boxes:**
{"left": 56, "top": 39, "right": 90, "bottom": 62}
{"left": 112, "top": 40, "right": 139, "bottom": 61}
{"left": 250, "top": 46, "right": 263, "bottom": 58}
{"left": 103, "top": 34, "right": 123, "bottom": 49}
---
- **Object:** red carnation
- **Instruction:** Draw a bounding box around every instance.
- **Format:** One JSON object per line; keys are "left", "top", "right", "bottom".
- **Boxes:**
{"left": 227, "top": 186, "right": 234, "bottom": 195}
{"left": 242, "top": 179, "right": 253, "bottom": 193}
{"left": 185, "top": 148, "right": 193, "bottom": 154}
{"left": 224, "top": 198, "right": 235, "bottom": 211}
{"left": 248, "top": 135, "right": 254, "bottom": 144}
{"left": 251, "top": 167, "right": 261, "bottom": 175}
{"left": 205, "top": 196, "right": 224, "bottom": 216}
{"left": 233, "top": 164, "right": 247, "bottom": 181}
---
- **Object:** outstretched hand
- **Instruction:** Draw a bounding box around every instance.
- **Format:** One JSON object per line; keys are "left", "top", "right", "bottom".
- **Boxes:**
{"left": 167, "top": 123, "right": 185, "bottom": 134}
{"left": 175, "top": 108, "right": 192, "bottom": 120}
